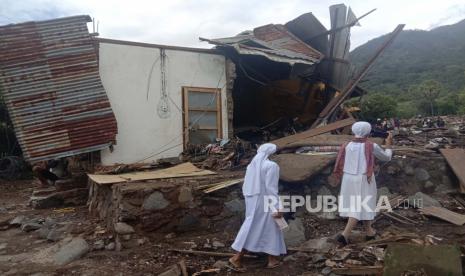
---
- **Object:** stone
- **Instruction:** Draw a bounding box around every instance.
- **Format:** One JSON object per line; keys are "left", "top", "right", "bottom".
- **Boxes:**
{"left": 114, "top": 222, "right": 135, "bottom": 235}
{"left": 317, "top": 185, "right": 333, "bottom": 196}
{"left": 21, "top": 222, "right": 42, "bottom": 232}
{"left": 9, "top": 215, "right": 26, "bottom": 226}
{"left": 0, "top": 243, "right": 7, "bottom": 250}
{"left": 93, "top": 240, "right": 105, "bottom": 250}
{"left": 424, "top": 181, "right": 435, "bottom": 191}
{"left": 321, "top": 267, "right": 332, "bottom": 275}
{"left": 159, "top": 264, "right": 181, "bottom": 276}
{"left": 177, "top": 186, "right": 193, "bottom": 203}
{"left": 384, "top": 244, "right": 462, "bottom": 276}
{"left": 142, "top": 191, "right": 170, "bottom": 211}
{"left": 43, "top": 217, "right": 56, "bottom": 228}
{"left": 105, "top": 242, "right": 116, "bottom": 251}
{"left": 36, "top": 227, "right": 51, "bottom": 239}
{"left": 283, "top": 254, "right": 297, "bottom": 262}
{"left": 409, "top": 192, "right": 441, "bottom": 208}
{"left": 176, "top": 214, "right": 200, "bottom": 232}
{"left": 122, "top": 234, "right": 131, "bottom": 241}
{"left": 165, "top": 233, "right": 176, "bottom": 239}
{"left": 47, "top": 229, "right": 65, "bottom": 242}
{"left": 283, "top": 218, "right": 306, "bottom": 247}
{"left": 377, "top": 187, "right": 392, "bottom": 199}
{"left": 212, "top": 241, "right": 225, "bottom": 248}
{"left": 137, "top": 238, "right": 146, "bottom": 246}
{"left": 213, "top": 260, "right": 228, "bottom": 269}
{"left": 387, "top": 166, "right": 398, "bottom": 175}
{"left": 312, "top": 254, "right": 326, "bottom": 263}
{"left": 53, "top": 237, "right": 89, "bottom": 265}
{"left": 415, "top": 168, "right": 430, "bottom": 182}
{"left": 224, "top": 199, "right": 245, "bottom": 213}
{"left": 300, "top": 237, "right": 335, "bottom": 253}
{"left": 404, "top": 165, "right": 414, "bottom": 176}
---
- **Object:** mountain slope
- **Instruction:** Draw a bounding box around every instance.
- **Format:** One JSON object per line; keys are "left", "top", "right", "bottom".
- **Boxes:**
{"left": 350, "top": 19, "right": 465, "bottom": 99}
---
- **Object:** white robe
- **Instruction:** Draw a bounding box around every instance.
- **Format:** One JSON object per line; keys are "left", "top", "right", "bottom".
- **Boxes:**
{"left": 339, "top": 142, "right": 392, "bottom": 220}
{"left": 231, "top": 160, "right": 287, "bottom": 256}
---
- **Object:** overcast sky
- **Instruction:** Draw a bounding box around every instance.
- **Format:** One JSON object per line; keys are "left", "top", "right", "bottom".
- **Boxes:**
{"left": 1, "top": 0, "right": 465, "bottom": 50}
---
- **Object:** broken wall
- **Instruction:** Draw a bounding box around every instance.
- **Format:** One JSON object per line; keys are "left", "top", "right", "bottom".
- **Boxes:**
{"left": 97, "top": 39, "right": 229, "bottom": 165}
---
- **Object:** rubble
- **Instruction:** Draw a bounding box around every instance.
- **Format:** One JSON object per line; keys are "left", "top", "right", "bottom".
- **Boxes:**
{"left": 52, "top": 237, "right": 89, "bottom": 266}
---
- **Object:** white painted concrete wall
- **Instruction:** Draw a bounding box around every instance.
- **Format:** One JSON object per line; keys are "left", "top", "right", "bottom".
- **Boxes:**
{"left": 98, "top": 41, "right": 228, "bottom": 165}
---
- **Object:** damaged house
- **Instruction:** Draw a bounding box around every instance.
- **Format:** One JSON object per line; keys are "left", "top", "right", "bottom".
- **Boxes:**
{"left": 0, "top": 5, "right": 387, "bottom": 166}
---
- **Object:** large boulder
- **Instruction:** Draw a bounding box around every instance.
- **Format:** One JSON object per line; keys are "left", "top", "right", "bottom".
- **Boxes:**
{"left": 53, "top": 237, "right": 89, "bottom": 265}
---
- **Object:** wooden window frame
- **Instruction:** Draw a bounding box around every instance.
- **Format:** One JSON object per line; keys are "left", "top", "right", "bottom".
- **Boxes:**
{"left": 182, "top": 87, "right": 222, "bottom": 148}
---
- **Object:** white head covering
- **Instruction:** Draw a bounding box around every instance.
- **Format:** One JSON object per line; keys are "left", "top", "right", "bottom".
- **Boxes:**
{"left": 242, "top": 143, "right": 277, "bottom": 196}
{"left": 352, "top": 121, "right": 372, "bottom": 138}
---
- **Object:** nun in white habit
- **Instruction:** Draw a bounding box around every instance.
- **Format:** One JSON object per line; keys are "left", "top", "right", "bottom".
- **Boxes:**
{"left": 229, "top": 143, "right": 286, "bottom": 271}
{"left": 333, "top": 121, "right": 393, "bottom": 246}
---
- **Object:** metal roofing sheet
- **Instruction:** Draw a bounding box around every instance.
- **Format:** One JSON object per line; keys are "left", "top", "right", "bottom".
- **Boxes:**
{"left": 0, "top": 15, "right": 117, "bottom": 162}
{"left": 204, "top": 24, "right": 323, "bottom": 65}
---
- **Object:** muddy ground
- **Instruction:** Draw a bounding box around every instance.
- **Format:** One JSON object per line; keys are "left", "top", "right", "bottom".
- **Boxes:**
{"left": 1, "top": 176, "right": 465, "bottom": 276}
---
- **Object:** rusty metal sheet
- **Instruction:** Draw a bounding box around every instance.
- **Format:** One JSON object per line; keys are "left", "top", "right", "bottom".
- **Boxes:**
{"left": 201, "top": 23, "right": 323, "bottom": 66}
{"left": 440, "top": 148, "right": 465, "bottom": 193}
{"left": 0, "top": 15, "right": 117, "bottom": 162}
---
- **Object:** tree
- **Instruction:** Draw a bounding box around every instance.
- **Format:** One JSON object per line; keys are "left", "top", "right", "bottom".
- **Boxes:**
{"left": 412, "top": 79, "right": 442, "bottom": 116}
{"left": 358, "top": 93, "right": 398, "bottom": 123}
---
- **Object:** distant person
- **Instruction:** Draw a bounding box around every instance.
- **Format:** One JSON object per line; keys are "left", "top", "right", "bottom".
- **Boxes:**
{"left": 333, "top": 122, "right": 393, "bottom": 246}
{"left": 229, "top": 143, "right": 285, "bottom": 271}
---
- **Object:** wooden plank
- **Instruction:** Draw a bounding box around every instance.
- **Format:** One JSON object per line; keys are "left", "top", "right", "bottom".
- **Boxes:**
{"left": 440, "top": 148, "right": 465, "bottom": 193}
{"left": 271, "top": 118, "right": 355, "bottom": 148}
{"left": 420, "top": 206, "right": 465, "bottom": 226}
{"left": 88, "top": 162, "right": 216, "bottom": 185}
{"left": 202, "top": 178, "right": 244, "bottom": 193}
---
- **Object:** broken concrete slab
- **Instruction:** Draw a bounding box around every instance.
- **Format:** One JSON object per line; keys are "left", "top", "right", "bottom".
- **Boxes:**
{"left": 384, "top": 244, "right": 462, "bottom": 276}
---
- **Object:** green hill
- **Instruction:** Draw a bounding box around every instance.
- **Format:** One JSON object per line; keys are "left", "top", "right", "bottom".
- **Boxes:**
{"left": 350, "top": 19, "right": 465, "bottom": 100}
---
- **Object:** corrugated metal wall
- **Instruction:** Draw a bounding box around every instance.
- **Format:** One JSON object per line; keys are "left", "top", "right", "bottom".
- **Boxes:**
{"left": 0, "top": 15, "right": 117, "bottom": 162}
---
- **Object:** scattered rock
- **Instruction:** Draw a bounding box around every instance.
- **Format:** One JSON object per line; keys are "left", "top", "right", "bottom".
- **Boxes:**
{"left": 213, "top": 260, "right": 228, "bottom": 269}
{"left": 36, "top": 227, "right": 51, "bottom": 239}
{"left": 176, "top": 214, "right": 200, "bottom": 232}
{"left": 105, "top": 242, "right": 116, "bottom": 251}
{"left": 137, "top": 238, "right": 146, "bottom": 246}
{"left": 409, "top": 192, "right": 441, "bottom": 208}
{"left": 165, "top": 233, "right": 176, "bottom": 239}
{"left": 21, "top": 222, "right": 42, "bottom": 232}
{"left": 53, "top": 237, "right": 89, "bottom": 265}
{"left": 377, "top": 187, "right": 392, "bottom": 199}
{"left": 283, "top": 254, "right": 297, "bottom": 262}
{"left": 224, "top": 199, "right": 245, "bottom": 213}
{"left": 284, "top": 218, "right": 306, "bottom": 247}
{"left": 177, "top": 186, "right": 193, "bottom": 204}
{"left": 415, "top": 168, "right": 430, "bottom": 182}
{"left": 142, "top": 191, "right": 170, "bottom": 210}
{"left": 10, "top": 215, "right": 26, "bottom": 226}
{"left": 404, "top": 166, "right": 414, "bottom": 176}
{"left": 212, "top": 241, "right": 225, "bottom": 248}
{"left": 43, "top": 217, "right": 56, "bottom": 228}
{"left": 47, "top": 229, "right": 65, "bottom": 242}
{"left": 122, "top": 234, "right": 131, "bottom": 241}
{"left": 93, "top": 240, "right": 105, "bottom": 250}
{"left": 300, "top": 237, "right": 335, "bottom": 253}
{"left": 0, "top": 243, "right": 7, "bottom": 250}
{"left": 114, "top": 222, "right": 135, "bottom": 235}
{"left": 424, "top": 181, "right": 435, "bottom": 191}
{"left": 312, "top": 253, "right": 326, "bottom": 263}
{"left": 321, "top": 266, "right": 332, "bottom": 275}
{"left": 387, "top": 166, "right": 398, "bottom": 175}
{"left": 317, "top": 185, "right": 333, "bottom": 196}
